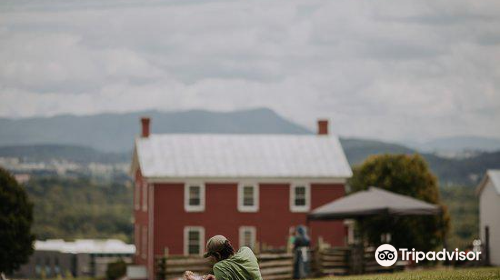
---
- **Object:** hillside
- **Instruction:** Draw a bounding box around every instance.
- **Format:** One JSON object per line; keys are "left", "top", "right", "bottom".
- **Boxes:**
{"left": 0, "top": 144, "right": 127, "bottom": 163}
{"left": 2, "top": 141, "right": 500, "bottom": 187}
{"left": 413, "top": 136, "right": 500, "bottom": 152}
{"left": 0, "top": 108, "right": 310, "bottom": 152}
{"left": 1, "top": 108, "right": 499, "bottom": 186}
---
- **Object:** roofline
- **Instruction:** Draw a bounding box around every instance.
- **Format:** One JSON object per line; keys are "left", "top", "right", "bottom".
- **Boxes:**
{"left": 144, "top": 176, "right": 349, "bottom": 184}
{"left": 475, "top": 173, "right": 488, "bottom": 196}
{"left": 476, "top": 170, "right": 500, "bottom": 196}
{"left": 129, "top": 146, "right": 139, "bottom": 177}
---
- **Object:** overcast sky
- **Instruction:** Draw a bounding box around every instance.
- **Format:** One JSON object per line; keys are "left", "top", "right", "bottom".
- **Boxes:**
{"left": 0, "top": 0, "right": 499, "bottom": 142}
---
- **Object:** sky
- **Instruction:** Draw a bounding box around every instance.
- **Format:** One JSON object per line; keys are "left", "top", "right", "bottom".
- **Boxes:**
{"left": 0, "top": 0, "right": 499, "bottom": 142}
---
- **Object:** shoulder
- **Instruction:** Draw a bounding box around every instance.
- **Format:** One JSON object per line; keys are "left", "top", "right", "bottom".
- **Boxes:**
{"left": 239, "top": 246, "right": 256, "bottom": 256}
{"left": 237, "top": 246, "right": 258, "bottom": 261}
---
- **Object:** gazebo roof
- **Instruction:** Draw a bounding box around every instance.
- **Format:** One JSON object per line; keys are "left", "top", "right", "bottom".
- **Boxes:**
{"left": 308, "top": 187, "right": 440, "bottom": 220}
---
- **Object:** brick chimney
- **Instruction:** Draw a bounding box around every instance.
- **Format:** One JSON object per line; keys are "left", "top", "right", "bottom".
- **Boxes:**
{"left": 141, "top": 117, "right": 151, "bottom": 138}
{"left": 317, "top": 119, "right": 328, "bottom": 135}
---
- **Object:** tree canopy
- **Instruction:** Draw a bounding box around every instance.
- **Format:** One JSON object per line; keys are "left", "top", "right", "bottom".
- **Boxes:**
{"left": 0, "top": 167, "right": 35, "bottom": 274}
{"left": 349, "top": 154, "right": 450, "bottom": 252}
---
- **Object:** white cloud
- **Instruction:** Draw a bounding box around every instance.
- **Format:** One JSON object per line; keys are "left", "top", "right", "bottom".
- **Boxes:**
{"left": 0, "top": 0, "right": 499, "bottom": 142}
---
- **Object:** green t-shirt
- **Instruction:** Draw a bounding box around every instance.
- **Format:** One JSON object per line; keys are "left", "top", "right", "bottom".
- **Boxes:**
{"left": 213, "top": 247, "right": 263, "bottom": 280}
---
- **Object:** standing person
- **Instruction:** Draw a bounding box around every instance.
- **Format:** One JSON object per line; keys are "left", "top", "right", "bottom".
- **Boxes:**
{"left": 293, "top": 226, "right": 310, "bottom": 279}
{"left": 287, "top": 226, "right": 296, "bottom": 253}
{"left": 184, "top": 235, "right": 263, "bottom": 280}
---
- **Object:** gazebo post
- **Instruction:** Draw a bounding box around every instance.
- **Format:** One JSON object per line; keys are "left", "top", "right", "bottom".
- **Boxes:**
{"left": 350, "top": 217, "right": 365, "bottom": 275}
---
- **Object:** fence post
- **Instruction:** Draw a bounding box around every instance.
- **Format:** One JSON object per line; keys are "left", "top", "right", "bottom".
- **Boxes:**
{"left": 157, "top": 248, "right": 169, "bottom": 280}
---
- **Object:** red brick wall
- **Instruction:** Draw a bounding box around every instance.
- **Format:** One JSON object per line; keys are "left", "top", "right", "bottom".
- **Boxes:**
{"left": 151, "top": 182, "right": 346, "bottom": 256}
{"left": 134, "top": 169, "right": 149, "bottom": 266}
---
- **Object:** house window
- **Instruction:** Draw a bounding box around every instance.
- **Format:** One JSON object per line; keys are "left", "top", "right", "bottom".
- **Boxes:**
{"left": 184, "top": 183, "right": 205, "bottom": 212}
{"left": 141, "top": 226, "right": 147, "bottom": 259}
{"left": 134, "top": 182, "right": 141, "bottom": 210}
{"left": 238, "top": 183, "right": 259, "bottom": 212}
{"left": 239, "top": 226, "right": 256, "bottom": 249}
{"left": 35, "top": 257, "right": 41, "bottom": 277}
{"left": 290, "top": 184, "right": 310, "bottom": 212}
{"left": 54, "top": 257, "right": 60, "bottom": 275}
{"left": 184, "top": 227, "right": 205, "bottom": 255}
{"left": 142, "top": 182, "right": 148, "bottom": 212}
{"left": 45, "top": 257, "right": 51, "bottom": 277}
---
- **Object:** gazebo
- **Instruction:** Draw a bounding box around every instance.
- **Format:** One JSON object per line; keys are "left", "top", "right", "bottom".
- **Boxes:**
{"left": 308, "top": 187, "right": 440, "bottom": 220}
{"left": 307, "top": 187, "right": 442, "bottom": 274}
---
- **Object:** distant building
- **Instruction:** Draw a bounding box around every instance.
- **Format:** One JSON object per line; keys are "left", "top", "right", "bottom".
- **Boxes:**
{"left": 476, "top": 170, "right": 500, "bottom": 266}
{"left": 13, "top": 239, "right": 135, "bottom": 279}
{"left": 130, "top": 117, "right": 352, "bottom": 279}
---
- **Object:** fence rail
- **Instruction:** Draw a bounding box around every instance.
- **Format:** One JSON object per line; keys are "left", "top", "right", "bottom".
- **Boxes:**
{"left": 155, "top": 246, "right": 408, "bottom": 280}
{"left": 155, "top": 252, "right": 294, "bottom": 280}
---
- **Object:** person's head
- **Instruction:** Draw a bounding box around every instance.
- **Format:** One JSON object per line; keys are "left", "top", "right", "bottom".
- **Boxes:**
{"left": 295, "top": 225, "right": 308, "bottom": 238}
{"left": 203, "top": 235, "right": 235, "bottom": 264}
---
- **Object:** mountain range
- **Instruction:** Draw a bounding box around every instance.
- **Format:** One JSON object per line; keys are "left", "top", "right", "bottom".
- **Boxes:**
{"left": 1, "top": 108, "right": 499, "bottom": 186}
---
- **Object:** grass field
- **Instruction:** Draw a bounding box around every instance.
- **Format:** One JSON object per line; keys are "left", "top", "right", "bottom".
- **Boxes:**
{"left": 318, "top": 267, "right": 500, "bottom": 280}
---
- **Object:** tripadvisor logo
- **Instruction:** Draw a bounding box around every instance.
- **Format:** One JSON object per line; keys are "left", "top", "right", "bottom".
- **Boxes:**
{"left": 375, "top": 244, "right": 482, "bottom": 267}
{"left": 375, "top": 244, "right": 398, "bottom": 267}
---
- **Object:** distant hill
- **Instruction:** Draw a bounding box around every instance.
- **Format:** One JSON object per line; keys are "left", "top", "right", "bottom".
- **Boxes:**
{"left": 0, "top": 108, "right": 310, "bottom": 152}
{"left": 0, "top": 144, "right": 127, "bottom": 163}
{"left": 2, "top": 141, "right": 499, "bottom": 187}
{"left": 1, "top": 108, "right": 500, "bottom": 186}
{"left": 340, "top": 138, "right": 500, "bottom": 186}
{"left": 409, "top": 136, "right": 500, "bottom": 153}
{"left": 340, "top": 138, "right": 415, "bottom": 166}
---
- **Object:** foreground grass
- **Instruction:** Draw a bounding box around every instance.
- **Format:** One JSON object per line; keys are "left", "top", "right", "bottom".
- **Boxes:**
{"left": 319, "top": 267, "right": 500, "bottom": 280}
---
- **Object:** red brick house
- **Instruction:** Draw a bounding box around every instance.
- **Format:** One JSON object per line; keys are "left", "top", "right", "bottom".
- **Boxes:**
{"left": 130, "top": 118, "right": 352, "bottom": 279}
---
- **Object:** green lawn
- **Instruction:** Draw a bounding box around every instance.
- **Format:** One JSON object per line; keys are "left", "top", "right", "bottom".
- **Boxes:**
{"left": 318, "top": 267, "right": 500, "bottom": 280}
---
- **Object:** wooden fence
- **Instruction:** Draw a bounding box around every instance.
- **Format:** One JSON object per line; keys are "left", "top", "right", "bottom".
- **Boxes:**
{"left": 313, "top": 247, "right": 349, "bottom": 276}
{"left": 155, "top": 246, "right": 407, "bottom": 280}
{"left": 155, "top": 253, "right": 293, "bottom": 280}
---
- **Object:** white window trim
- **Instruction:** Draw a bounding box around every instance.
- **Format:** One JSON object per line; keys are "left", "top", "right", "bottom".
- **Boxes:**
{"left": 290, "top": 183, "right": 311, "bottom": 212}
{"left": 183, "top": 226, "right": 205, "bottom": 256}
{"left": 184, "top": 182, "right": 206, "bottom": 212}
{"left": 238, "top": 182, "right": 259, "bottom": 212}
{"left": 134, "top": 182, "right": 141, "bottom": 210}
{"left": 142, "top": 182, "right": 148, "bottom": 212}
{"left": 239, "top": 226, "right": 257, "bottom": 249}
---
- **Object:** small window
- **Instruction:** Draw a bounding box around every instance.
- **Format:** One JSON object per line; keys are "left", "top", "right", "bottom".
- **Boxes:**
{"left": 290, "top": 184, "right": 310, "bottom": 212}
{"left": 239, "top": 226, "right": 256, "bottom": 249}
{"left": 134, "top": 182, "right": 141, "bottom": 210}
{"left": 142, "top": 182, "right": 148, "bottom": 212}
{"left": 184, "top": 183, "right": 205, "bottom": 212}
{"left": 238, "top": 183, "right": 259, "bottom": 212}
{"left": 45, "top": 257, "right": 52, "bottom": 277}
{"left": 35, "top": 257, "right": 41, "bottom": 277}
{"left": 184, "top": 227, "right": 205, "bottom": 255}
{"left": 54, "top": 257, "right": 60, "bottom": 275}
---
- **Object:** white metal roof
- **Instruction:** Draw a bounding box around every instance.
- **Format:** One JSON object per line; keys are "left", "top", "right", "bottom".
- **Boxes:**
{"left": 132, "top": 134, "right": 352, "bottom": 179}
{"left": 35, "top": 239, "right": 135, "bottom": 254}
{"left": 476, "top": 169, "right": 500, "bottom": 195}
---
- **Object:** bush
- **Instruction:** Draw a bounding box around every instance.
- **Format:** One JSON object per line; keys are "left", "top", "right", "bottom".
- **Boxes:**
{"left": 106, "top": 259, "right": 127, "bottom": 280}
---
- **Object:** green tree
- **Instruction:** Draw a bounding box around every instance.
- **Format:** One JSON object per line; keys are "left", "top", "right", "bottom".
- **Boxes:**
{"left": 349, "top": 154, "right": 450, "bottom": 252}
{"left": 0, "top": 167, "right": 35, "bottom": 274}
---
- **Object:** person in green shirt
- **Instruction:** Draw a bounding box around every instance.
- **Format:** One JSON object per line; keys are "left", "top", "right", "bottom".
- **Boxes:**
{"left": 184, "top": 235, "right": 263, "bottom": 280}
